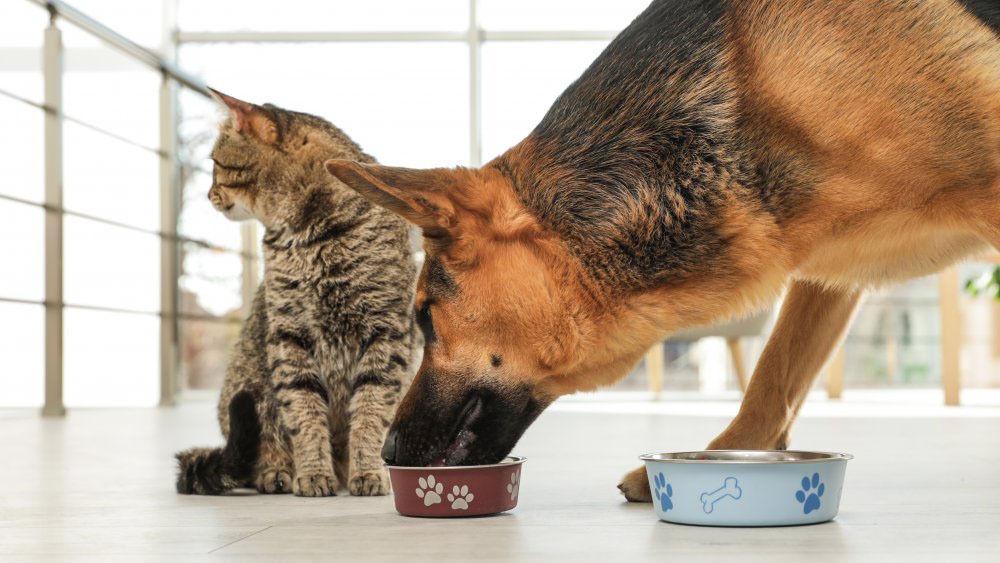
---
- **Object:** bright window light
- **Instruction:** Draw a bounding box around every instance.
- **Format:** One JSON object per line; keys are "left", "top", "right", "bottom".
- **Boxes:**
{"left": 480, "top": 0, "right": 652, "bottom": 31}
{"left": 64, "top": 65, "right": 160, "bottom": 149}
{"left": 60, "top": 0, "right": 164, "bottom": 49}
{"left": 481, "top": 41, "right": 608, "bottom": 161}
{"left": 177, "top": 0, "right": 468, "bottom": 32}
{"left": 0, "top": 95, "right": 43, "bottom": 203}
{"left": 0, "top": 1, "right": 46, "bottom": 48}
{"left": 0, "top": 199, "right": 44, "bottom": 302}
{"left": 63, "top": 216, "right": 160, "bottom": 313}
{"left": 179, "top": 42, "right": 470, "bottom": 168}
{"left": 0, "top": 302, "right": 44, "bottom": 407}
{"left": 63, "top": 122, "right": 160, "bottom": 230}
{"left": 64, "top": 307, "right": 159, "bottom": 407}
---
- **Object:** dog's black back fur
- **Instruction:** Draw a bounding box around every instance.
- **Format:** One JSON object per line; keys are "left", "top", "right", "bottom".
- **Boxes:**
{"left": 956, "top": 0, "right": 1000, "bottom": 36}
{"left": 494, "top": 0, "right": 746, "bottom": 290}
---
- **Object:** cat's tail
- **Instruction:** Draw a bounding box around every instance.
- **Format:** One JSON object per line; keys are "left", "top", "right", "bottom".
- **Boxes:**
{"left": 175, "top": 391, "right": 261, "bottom": 495}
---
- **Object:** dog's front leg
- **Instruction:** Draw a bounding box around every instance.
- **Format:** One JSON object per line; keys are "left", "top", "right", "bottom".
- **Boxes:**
{"left": 618, "top": 280, "right": 860, "bottom": 502}
{"left": 708, "top": 280, "right": 861, "bottom": 450}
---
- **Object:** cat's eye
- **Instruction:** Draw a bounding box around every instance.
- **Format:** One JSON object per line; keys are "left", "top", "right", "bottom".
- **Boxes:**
{"left": 302, "top": 136, "right": 309, "bottom": 146}
{"left": 416, "top": 302, "right": 436, "bottom": 343}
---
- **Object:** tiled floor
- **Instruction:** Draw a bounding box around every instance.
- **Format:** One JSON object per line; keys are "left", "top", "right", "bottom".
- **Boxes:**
{"left": 2, "top": 392, "right": 999, "bottom": 562}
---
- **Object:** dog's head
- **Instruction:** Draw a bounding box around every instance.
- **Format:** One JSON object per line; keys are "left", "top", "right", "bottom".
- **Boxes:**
{"left": 326, "top": 160, "right": 621, "bottom": 466}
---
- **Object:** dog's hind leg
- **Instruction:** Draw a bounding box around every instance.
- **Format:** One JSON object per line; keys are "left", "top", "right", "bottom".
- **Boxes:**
{"left": 708, "top": 281, "right": 861, "bottom": 451}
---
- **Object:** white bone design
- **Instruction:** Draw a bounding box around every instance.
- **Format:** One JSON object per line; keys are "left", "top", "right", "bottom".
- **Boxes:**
{"left": 700, "top": 477, "right": 742, "bottom": 514}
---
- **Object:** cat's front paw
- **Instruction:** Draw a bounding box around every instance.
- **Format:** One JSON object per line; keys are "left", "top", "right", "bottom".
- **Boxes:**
{"left": 348, "top": 469, "right": 390, "bottom": 496}
{"left": 292, "top": 472, "right": 338, "bottom": 497}
{"left": 256, "top": 467, "right": 293, "bottom": 494}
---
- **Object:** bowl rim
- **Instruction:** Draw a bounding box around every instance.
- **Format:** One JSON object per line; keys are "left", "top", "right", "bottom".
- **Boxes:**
{"left": 385, "top": 455, "right": 526, "bottom": 471}
{"left": 639, "top": 450, "right": 853, "bottom": 464}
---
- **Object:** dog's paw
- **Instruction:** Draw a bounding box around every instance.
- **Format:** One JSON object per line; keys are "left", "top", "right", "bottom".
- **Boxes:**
{"left": 292, "top": 472, "right": 338, "bottom": 497}
{"left": 255, "top": 467, "right": 293, "bottom": 494}
{"left": 774, "top": 430, "right": 790, "bottom": 451}
{"left": 617, "top": 465, "right": 653, "bottom": 503}
{"left": 347, "top": 469, "right": 390, "bottom": 496}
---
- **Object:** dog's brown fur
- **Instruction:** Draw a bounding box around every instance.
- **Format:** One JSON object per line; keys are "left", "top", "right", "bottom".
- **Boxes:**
{"left": 327, "top": 0, "right": 1000, "bottom": 498}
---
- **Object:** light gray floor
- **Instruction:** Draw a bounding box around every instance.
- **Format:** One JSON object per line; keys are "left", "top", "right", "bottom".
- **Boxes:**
{"left": 2, "top": 395, "right": 999, "bottom": 562}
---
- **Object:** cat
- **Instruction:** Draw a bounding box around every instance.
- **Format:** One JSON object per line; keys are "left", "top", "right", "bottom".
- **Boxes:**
{"left": 175, "top": 90, "right": 416, "bottom": 497}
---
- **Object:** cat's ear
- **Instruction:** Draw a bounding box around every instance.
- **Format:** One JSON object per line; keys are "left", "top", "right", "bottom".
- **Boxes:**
{"left": 208, "top": 88, "right": 279, "bottom": 145}
{"left": 325, "top": 160, "right": 459, "bottom": 237}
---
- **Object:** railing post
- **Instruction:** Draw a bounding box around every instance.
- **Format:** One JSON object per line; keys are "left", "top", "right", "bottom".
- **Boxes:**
{"left": 42, "top": 11, "right": 65, "bottom": 417}
{"left": 159, "top": 73, "right": 179, "bottom": 407}
{"left": 241, "top": 223, "right": 260, "bottom": 318}
{"left": 825, "top": 344, "right": 846, "bottom": 400}
{"left": 645, "top": 342, "right": 664, "bottom": 397}
{"left": 468, "top": 0, "right": 482, "bottom": 166}
{"left": 939, "top": 268, "right": 961, "bottom": 406}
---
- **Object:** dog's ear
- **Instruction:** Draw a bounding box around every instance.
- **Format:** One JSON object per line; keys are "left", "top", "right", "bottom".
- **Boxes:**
{"left": 208, "top": 88, "right": 280, "bottom": 145}
{"left": 325, "top": 160, "right": 462, "bottom": 237}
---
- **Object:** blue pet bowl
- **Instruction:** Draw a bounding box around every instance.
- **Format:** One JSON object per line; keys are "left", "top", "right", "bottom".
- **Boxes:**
{"left": 640, "top": 450, "right": 853, "bottom": 527}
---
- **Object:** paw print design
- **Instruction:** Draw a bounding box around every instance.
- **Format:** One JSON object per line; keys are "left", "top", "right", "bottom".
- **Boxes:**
{"left": 447, "top": 485, "right": 474, "bottom": 510}
{"left": 507, "top": 472, "right": 519, "bottom": 501}
{"left": 795, "top": 472, "right": 825, "bottom": 515}
{"left": 653, "top": 472, "right": 673, "bottom": 512}
{"left": 415, "top": 475, "right": 443, "bottom": 506}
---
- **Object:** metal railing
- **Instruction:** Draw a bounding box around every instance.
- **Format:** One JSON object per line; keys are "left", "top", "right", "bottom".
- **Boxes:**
{"left": 30, "top": 0, "right": 210, "bottom": 98}
{"left": 1, "top": 0, "right": 258, "bottom": 414}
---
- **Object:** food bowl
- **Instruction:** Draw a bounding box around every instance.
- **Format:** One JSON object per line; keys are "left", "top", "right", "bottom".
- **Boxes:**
{"left": 640, "top": 450, "right": 853, "bottom": 527}
{"left": 386, "top": 456, "right": 525, "bottom": 517}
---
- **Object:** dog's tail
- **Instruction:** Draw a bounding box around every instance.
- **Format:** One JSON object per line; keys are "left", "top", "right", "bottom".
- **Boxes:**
{"left": 175, "top": 391, "right": 261, "bottom": 495}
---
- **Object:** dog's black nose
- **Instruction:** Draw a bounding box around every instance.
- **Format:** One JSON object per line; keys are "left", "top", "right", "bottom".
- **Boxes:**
{"left": 381, "top": 428, "right": 399, "bottom": 464}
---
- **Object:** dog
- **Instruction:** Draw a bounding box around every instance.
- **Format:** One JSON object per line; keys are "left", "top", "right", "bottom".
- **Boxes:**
{"left": 325, "top": 0, "right": 1000, "bottom": 501}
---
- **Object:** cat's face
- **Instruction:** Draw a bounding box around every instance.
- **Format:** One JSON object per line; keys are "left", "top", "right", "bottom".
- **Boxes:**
{"left": 206, "top": 90, "right": 340, "bottom": 228}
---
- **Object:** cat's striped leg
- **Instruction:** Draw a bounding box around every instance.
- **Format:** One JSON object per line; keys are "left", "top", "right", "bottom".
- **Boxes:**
{"left": 268, "top": 325, "right": 337, "bottom": 497}
{"left": 346, "top": 333, "right": 410, "bottom": 496}
{"left": 254, "top": 400, "right": 294, "bottom": 494}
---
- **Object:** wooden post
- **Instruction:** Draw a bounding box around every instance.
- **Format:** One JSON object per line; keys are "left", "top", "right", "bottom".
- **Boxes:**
{"left": 42, "top": 15, "right": 65, "bottom": 417}
{"left": 939, "top": 267, "right": 961, "bottom": 406}
{"left": 158, "top": 74, "right": 179, "bottom": 407}
{"left": 646, "top": 342, "right": 664, "bottom": 396}
{"left": 726, "top": 337, "right": 748, "bottom": 392}
{"left": 826, "top": 345, "right": 845, "bottom": 400}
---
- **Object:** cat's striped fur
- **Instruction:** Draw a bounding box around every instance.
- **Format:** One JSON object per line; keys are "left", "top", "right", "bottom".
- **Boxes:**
{"left": 175, "top": 92, "right": 416, "bottom": 496}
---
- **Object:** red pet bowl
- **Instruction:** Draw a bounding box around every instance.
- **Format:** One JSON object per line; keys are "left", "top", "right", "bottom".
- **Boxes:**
{"left": 386, "top": 456, "right": 525, "bottom": 517}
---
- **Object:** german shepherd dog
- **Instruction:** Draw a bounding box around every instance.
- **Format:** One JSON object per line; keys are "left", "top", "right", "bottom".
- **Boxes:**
{"left": 325, "top": 0, "right": 1000, "bottom": 502}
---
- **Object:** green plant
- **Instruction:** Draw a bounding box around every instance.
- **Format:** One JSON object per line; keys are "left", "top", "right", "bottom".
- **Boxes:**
{"left": 964, "top": 266, "right": 1000, "bottom": 301}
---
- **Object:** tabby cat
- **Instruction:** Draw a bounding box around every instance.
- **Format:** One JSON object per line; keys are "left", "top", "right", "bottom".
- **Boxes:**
{"left": 175, "top": 91, "right": 416, "bottom": 497}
